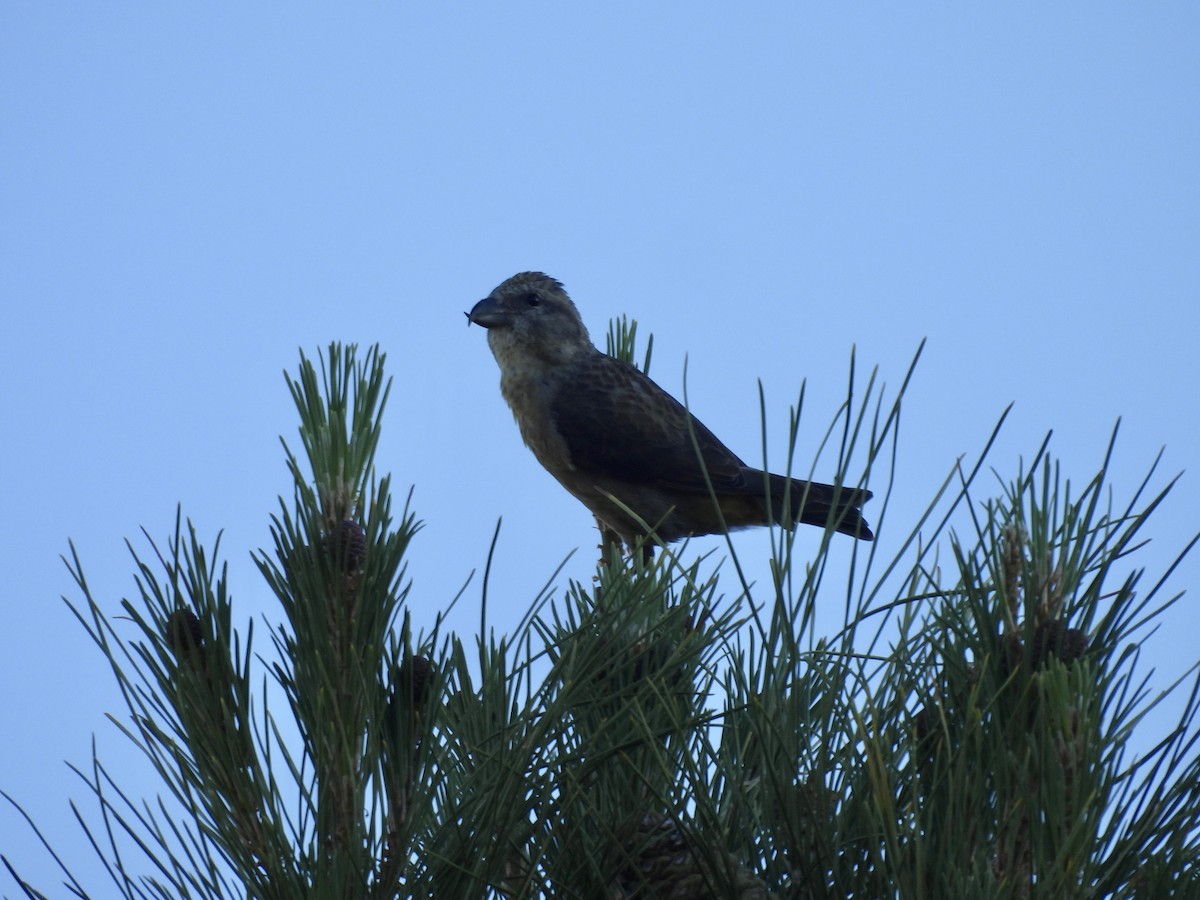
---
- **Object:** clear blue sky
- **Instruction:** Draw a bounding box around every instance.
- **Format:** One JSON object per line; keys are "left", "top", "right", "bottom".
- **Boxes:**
{"left": 3, "top": 5, "right": 1198, "bottom": 891}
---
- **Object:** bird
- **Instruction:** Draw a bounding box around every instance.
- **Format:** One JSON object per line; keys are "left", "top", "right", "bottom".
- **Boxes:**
{"left": 466, "top": 272, "right": 873, "bottom": 549}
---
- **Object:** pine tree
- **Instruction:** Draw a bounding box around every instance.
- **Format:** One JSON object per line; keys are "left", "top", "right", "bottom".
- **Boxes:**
{"left": 4, "top": 339, "right": 1198, "bottom": 899}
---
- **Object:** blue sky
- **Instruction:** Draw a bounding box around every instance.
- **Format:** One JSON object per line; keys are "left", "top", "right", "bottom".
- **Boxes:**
{"left": 3, "top": 4, "right": 1198, "bottom": 891}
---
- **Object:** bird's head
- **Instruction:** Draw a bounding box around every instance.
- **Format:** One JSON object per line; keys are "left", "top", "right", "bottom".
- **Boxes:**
{"left": 467, "top": 272, "right": 592, "bottom": 365}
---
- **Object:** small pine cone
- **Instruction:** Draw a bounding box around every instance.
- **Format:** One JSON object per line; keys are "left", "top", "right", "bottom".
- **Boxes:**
{"left": 165, "top": 610, "right": 206, "bottom": 666}
{"left": 598, "top": 620, "right": 696, "bottom": 692}
{"left": 396, "top": 654, "right": 435, "bottom": 711}
{"left": 912, "top": 704, "right": 953, "bottom": 783}
{"left": 323, "top": 519, "right": 367, "bottom": 572}
{"left": 630, "top": 638, "right": 675, "bottom": 685}
{"left": 607, "top": 812, "right": 769, "bottom": 899}
{"left": 591, "top": 635, "right": 669, "bottom": 691}
{"left": 998, "top": 633, "right": 1025, "bottom": 679}
{"left": 913, "top": 706, "right": 934, "bottom": 753}
{"left": 1031, "top": 619, "right": 1088, "bottom": 667}
{"left": 769, "top": 778, "right": 838, "bottom": 827}
{"left": 795, "top": 779, "right": 837, "bottom": 823}
{"left": 682, "top": 607, "right": 711, "bottom": 636}
{"left": 772, "top": 778, "right": 838, "bottom": 875}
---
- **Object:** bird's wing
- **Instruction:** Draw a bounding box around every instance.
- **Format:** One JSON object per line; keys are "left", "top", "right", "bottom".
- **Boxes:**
{"left": 550, "top": 354, "right": 751, "bottom": 493}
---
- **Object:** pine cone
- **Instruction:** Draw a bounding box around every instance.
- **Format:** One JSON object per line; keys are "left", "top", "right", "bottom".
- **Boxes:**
{"left": 998, "top": 632, "right": 1024, "bottom": 679}
{"left": 606, "top": 812, "right": 770, "bottom": 899}
{"left": 395, "top": 654, "right": 435, "bottom": 711}
{"left": 1030, "top": 619, "right": 1088, "bottom": 667}
{"left": 591, "top": 613, "right": 699, "bottom": 695}
{"left": 913, "top": 705, "right": 937, "bottom": 759}
{"left": 165, "top": 609, "right": 206, "bottom": 667}
{"left": 323, "top": 518, "right": 367, "bottom": 572}
{"left": 771, "top": 778, "right": 838, "bottom": 877}
{"left": 999, "top": 620, "right": 1088, "bottom": 676}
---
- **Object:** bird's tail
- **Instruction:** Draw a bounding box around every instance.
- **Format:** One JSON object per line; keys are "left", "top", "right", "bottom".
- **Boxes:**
{"left": 768, "top": 475, "right": 874, "bottom": 541}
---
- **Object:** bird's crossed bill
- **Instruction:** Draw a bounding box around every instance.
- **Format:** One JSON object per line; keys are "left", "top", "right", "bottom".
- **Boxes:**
{"left": 467, "top": 272, "right": 873, "bottom": 549}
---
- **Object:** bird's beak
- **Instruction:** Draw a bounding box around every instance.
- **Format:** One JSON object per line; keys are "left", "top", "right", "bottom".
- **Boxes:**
{"left": 466, "top": 296, "right": 508, "bottom": 328}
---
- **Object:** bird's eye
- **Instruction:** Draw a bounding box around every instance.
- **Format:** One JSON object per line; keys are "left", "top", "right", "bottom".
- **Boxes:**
{"left": 520, "top": 292, "right": 541, "bottom": 307}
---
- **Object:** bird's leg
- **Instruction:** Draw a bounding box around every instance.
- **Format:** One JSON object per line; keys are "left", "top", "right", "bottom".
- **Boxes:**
{"left": 595, "top": 519, "right": 656, "bottom": 572}
{"left": 629, "top": 539, "right": 655, "bottom": 569}
{"left": 597, "top": 519, "right": 624, "bottom": 570}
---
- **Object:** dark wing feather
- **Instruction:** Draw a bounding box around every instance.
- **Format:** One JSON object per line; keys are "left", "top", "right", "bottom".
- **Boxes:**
{"left": 550, "top": 354, "right": 750, "bottom": 493}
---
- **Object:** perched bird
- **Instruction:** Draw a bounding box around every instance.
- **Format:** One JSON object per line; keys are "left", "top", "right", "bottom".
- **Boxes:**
{"left": 466, "top": 272, "right": 873, "bottom": 547}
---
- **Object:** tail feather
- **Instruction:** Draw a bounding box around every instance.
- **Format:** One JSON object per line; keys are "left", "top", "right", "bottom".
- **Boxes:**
{"left": 767, "top": 475, "right": 874, "bottom": 541}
